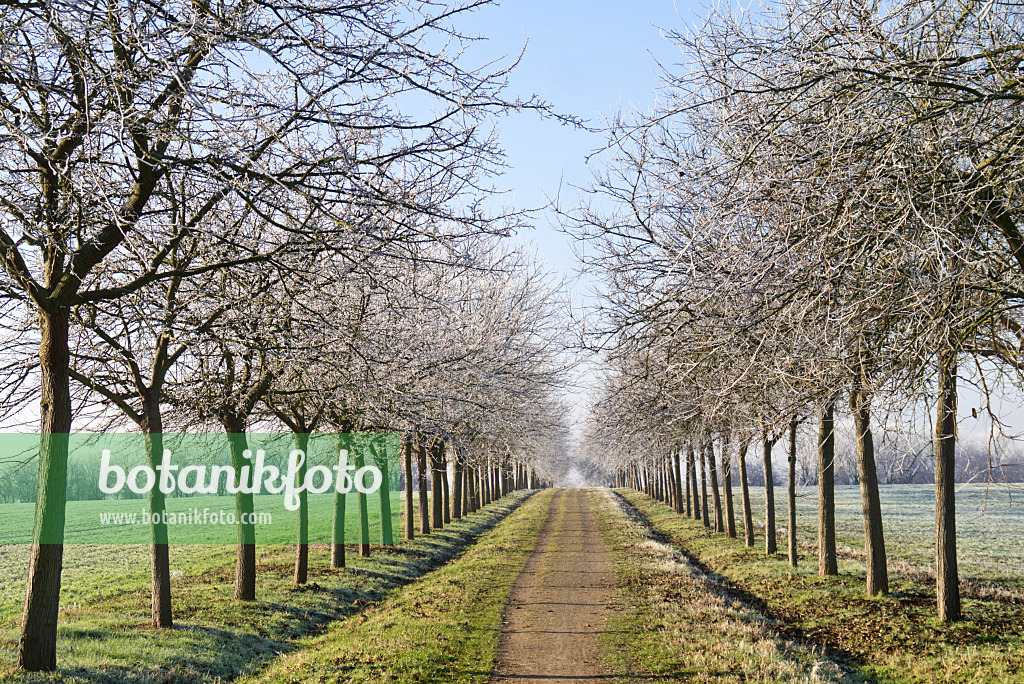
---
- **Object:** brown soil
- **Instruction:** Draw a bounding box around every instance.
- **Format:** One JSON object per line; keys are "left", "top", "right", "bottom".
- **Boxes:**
{"left": 492, "top": 489, "right": 615, "bottom": 683}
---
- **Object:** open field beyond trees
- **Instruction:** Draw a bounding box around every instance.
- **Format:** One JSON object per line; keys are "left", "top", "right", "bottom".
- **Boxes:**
{"left": 748, "top": 484, "right": 1024, "bottom": 584}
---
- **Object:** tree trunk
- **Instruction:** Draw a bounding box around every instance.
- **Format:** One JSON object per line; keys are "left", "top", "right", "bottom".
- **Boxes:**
{"left": 818, "top": 401, "right": 838, "bottom": 576}
{"left": 787, "top": 418, "right": 798, "bottom": 568}
{"left": 700, "top": 446, "right": 710, "bottom": 528}
{"left": 707, "top": 442, "right": 723, "bottom": 533}
{"left": 452, "top": 454, "right": 463, "bottom": 521}
{"left": 660, "top": 458, "right": 667, "bottom": 503}
{"left": 468, "top": 466, "right": 478, "bottom": 512}
{"left": 688, "top": 445, "right": 699, "bottom": 521}
{"left": 404, "top": 435, "right": 415, "bottom": 540}
{"left": 371, "top": 440, "right": 393, "bottom": 545}
{"left": 226, "top": 426, "right": 257, "bottom": 601}
{"left": 935, "top": 353, "right": 961, "bottom": 622}
{"left": 667, "top": 456, "right": 675, "bottom": 505}
{"left": 293, "top": 432, "right": 310, "bottom": 585}
{"left": 417, "top": 437, "right": 430, "bottom": 534}
{"left": 672, "top": 450, "right": 684, "bottom": 514}
{"left": 722, "top": 438, "right": 736, "bottom": 538}
{"left": 332, "top": 434, "right": 349, "bottom": 569}
{"left": 479, "top": 464, "right": 486, "bottom": 505}
{"left": 141, "top": 392, "right": 173, "bottom": 626}
{"left": 653, "top": 459, "right": 661, "bottom": 500}
{"left": 762, "top": 432, "right": 777, "bottom": 555}
{"left": 851, "top": 385, "right": 888, "bottom": 596}
{"left": 681, "top": 448, "right": 692, "bottom": 516}
{"left": 483, "top": 461, "right": 492, "bottom": 505}
{"left": 738, "top": 441, "right": 754, "bottom": 547}
{"left": 430, "top": 441, "right": 444, "bottom": 530}
{"left": 18, "top": 308, "right": 72, "bottom": 672}
{"left": 355, "top": 449, "right": 371, "bottom": 557}
{"left": 441, "top": 445, "right": 451, "bottom": 525}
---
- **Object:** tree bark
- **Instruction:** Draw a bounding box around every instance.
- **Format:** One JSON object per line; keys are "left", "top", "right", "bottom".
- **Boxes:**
{"left": 332, "top": 434, "right": 351, "bottom": 569}
{"left": 141, "top": 391, "right": 173, "bottom": 626}
{"left": 666, "top": 457, "right": 674, "bottom": 506}
{"left": 404, "top": 435, "right": 415, "bottom": 540}
{"left": 672, "top": 449, "right": 684, "bottom": 513}
{"left": 18, "top": 308, "right": 72, "bottom": 672}
{"left": 935, "top": 352, "right": 961, "bottom": 621}
{"left": 355, "top": 449, "right": 371, "bottom": 557}
{"left": 687, "top": 445, "right": 700, "bottom": 521}
{"left": 371, "top": 440, "right": 393, "bottom": 545}
{"left": 851, "top": 383, "right": 888, "bottom": 596}
{"left": 762, "top": 432, "right": 777, "bottom": 555}
{"left": 293, "top": 432, "right": 310, "bottom": 585}
{"left": 483, "top": 460, "right": 492, "bottom": 504}
{"left": 441, "top": 445, "right": 451, "bottom": 525}
{"left": 707, "top": 442, "right": 723, "bottom": 533}
{"left": 468, "top": 466, "right": 479, "bottom": 512}
{"left": 452, "top": 453, "right": 463, "bottom": 521}
{"left": 818, "top": 400, "right": 838, "bottom": 576}
{"left": 699, "top": 446, "right": 710, "bottom": 528}
{"left": 788, "top": 418, "right": 798, "bottom": 568}
{"left": 681, "top": 448, "right": 692, "bottom": 516}
{"left": 722, "top": 437, "right": 736, "bottom": 538}
{"left": 430, "top": 441, "right": 444, "bottom": 529}
{"left": 738, "top": 440, "right": 754, "bottom": 547}
{"left": 417, "top": 437, "right": 430, "bottom": 534}
{"left": 225, "top": 426, "right": 257, "bottom": 601}
{"left": 658, "top": 459, "right": 666, "bottom": 501}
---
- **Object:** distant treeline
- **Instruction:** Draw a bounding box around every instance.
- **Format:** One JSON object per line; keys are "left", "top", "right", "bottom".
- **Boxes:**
{"left": 738, "top": 440, "right": 1024, "bottom": 488}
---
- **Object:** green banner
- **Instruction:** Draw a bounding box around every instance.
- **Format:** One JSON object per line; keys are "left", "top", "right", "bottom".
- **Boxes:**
{"left": 0, "top": 432, "right": 401, "bottom": 545}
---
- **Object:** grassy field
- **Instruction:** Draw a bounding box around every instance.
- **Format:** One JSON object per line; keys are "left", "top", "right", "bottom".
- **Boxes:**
{"left": 744, "top": 483, "right": 1024, "bottom": 584}
{"left": 0, "top": 491, "right": 403, "bottom": 545}
{"left": 0, "top": 492, "right": 525, "bottom": 683}
{"left": 0, "top": 492, "right": 404, "bottom": 626}
{"left": 620, "top": 488, "right": 1024, "bottom": 683}
{"left": 593, "top": 489, "right": 855, "bottom": 683}
{"left": 242, "top": 489, "right": 555, "bottom": 684}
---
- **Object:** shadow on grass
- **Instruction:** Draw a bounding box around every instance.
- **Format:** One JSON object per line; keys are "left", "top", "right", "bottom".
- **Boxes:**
{"left": 610, "top": 490, "right": 873, "bottom": 679}
{"left": 0, "top": 492, "right": 533, "bottom": 684}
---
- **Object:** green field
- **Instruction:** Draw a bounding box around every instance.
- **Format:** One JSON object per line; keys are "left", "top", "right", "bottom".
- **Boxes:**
{"left": 0, "top": 492, "right": 404, "bottom": 625}
{"left": 621, "top": 488, "right": 1024, "bottom": 683}
{"left": 0, "top": 492, "right": 525, "bottom": 682}
{"left": 0, "top": 491, "right": 402, "bottom": 545}
{"left": 743, "top": 483, "right": 1024, "bottom": 582}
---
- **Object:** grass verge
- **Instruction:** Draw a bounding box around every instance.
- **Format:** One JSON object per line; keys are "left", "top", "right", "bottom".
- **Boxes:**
{"left": 590, "top": 489, "right": 856, "bottom": 683}
{"left": 240, "top": 488, "right": 555, "bottom": 684}
{"left": 617, "top": 489, "right": 1024, "bottom": 684}
{"left": 0, "top": 493, "right": 407, "bottom": 625}
{"left": 0, "top": 492, "right": 532, "bottom": 684}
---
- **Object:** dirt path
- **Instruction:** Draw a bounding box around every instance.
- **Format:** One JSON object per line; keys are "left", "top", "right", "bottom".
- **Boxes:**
{"left": 492, "top": 489, "right": 615, "bottom": 683}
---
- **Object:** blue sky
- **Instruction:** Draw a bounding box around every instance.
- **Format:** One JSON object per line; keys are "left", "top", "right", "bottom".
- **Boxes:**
{"left": 461, "top": 0, "right": 702, "bottom": 281}
{"left": 456, "top": 1, "right": 705, "bottom": 423}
